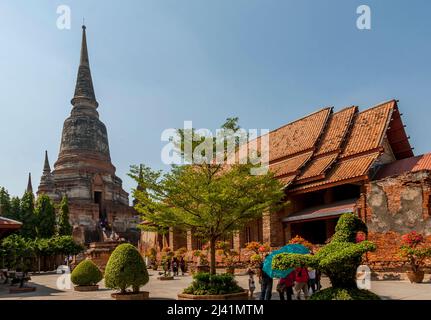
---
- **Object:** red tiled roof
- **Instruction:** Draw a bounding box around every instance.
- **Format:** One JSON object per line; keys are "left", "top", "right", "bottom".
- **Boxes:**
{"left": 340, "top": 101, "right": 395, "bottom": 159}
{"left": 374, "top": 153, "right": 431, "bottom": 179}
{"left": 236, "top": 99, "right": 413, "bottom": 193}
{"left": 315, "top": 106, "right": 357, "bottom": 156}
{"left": 0, "top": 216, "right": 22, "bottom": 229}
{"left": 291, "top": 152, "right": 381, "bottom": 192}
{"left": 296, "top": 153, "right": 338, "bottom": 182}
{"left": 282, "top": 199, "right": 357, "bottom": 223}
{"left": 269, "top": 108, "right": 331, "bottom": 162}
{"left": 270, "top": 151, "right": 313, "bottom": 177}
{"left": 278, "top": 175, "right": 296, "bottom": 188}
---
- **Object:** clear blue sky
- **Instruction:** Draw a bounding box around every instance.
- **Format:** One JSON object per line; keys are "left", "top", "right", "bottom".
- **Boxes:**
{"left": 0, "top": 0, "right": 430, "bottom": 198}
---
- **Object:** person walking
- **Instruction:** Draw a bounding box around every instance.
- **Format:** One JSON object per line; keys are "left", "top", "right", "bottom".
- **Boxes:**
{"left": 172, "top": 257, "right": 179, "bottom": 276}
{"left": 294, "top": 264, "right": 309, "bottom": 300}
{"left": 247, "top": 269, "right": 256, "bottom": 299}
{"left": 315, "top": 269, "right": 322, "bottom": 291}
{"left": 259, "top": 256, "right": 273, "bottom": 300}
{"left": 308, "top": 268, "right": 317, "bottom": 294}
{"left": 179, "top": 256, "right": 186, "bottom": 275}
{"left": 277, "top": 271, "right": 295, "bottom": 301}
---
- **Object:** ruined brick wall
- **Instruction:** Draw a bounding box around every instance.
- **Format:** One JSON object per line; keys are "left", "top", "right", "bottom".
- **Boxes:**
{"left": 366, "top": 171, "right": 431, "bottom": 271}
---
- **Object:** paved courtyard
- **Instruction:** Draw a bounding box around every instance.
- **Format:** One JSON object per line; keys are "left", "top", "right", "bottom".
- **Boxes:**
{"left": 1, "top": 271, "right": 431, "bottom": 300}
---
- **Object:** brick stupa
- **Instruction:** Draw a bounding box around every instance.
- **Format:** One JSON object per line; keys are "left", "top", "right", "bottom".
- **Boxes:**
{"left": 37, "top": 26, "right": 139, "bottom": 244}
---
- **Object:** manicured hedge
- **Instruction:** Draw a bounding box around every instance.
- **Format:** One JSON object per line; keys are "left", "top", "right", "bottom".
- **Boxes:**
{"left": 104, "top": 243, "right": 149, "bottom": 293}
{"left": 71, "top": 260, "right": 103, "bottom": 286}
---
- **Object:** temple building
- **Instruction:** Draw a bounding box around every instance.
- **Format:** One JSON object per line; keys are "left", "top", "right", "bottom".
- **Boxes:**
{"left": 148, "top": 100, "right": 431, "bottom": 270}
{"left": 36, "top": 26, "right": 139, "bottom": 244}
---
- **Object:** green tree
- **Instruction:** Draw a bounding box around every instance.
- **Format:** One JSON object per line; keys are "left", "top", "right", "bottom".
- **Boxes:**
{"left": 57, "top": 195, "right": 73, "bottom": 236}
{"left": 34, "top": 194, "right": 56, "bottom": 238}
{"left": 19, "top": 192, "right": 36, "bottom": 239}
{"left": 0, "top": 187, "right": 11, "bottom": 217}
{"left": 130, "top": 118, "right": 285, "bottom": 274}
{"left": 9, "top": 196, "right": 21, "bottom": 221}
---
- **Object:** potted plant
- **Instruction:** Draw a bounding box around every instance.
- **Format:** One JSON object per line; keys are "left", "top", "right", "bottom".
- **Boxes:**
{"left": 245, "top": 241, "right": 270, "bottom": 272}
{"left": 193, "top": 250, "right": 210, "bottom": 273}
{"left": 288, "top": 235, "right": 313, "bottom": 250}
{"left": 216, "top": 241, "right": 238, "bottom": 274}
{"left": 70, "top": 259, "right": 103, "bottom": 291}
{"left": 105, "top": 243, "right": 149, "bottom": 300}
{"left": 399, "top": 231, "right": 431, "bottom": 283}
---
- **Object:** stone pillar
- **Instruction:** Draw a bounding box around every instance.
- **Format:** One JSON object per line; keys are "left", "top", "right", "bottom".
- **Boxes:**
{"left": 423, "top": 187, "right": 430, "bottom": 220}
{"left": 186, "top": 230, "right": 193, "bottom": 251}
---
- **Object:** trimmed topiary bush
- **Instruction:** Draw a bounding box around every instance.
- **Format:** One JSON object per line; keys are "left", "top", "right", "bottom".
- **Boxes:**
{"left": 273, "top": 213, "right": 379, "bottom": 300}
{"left": 104, "top": 243, "right": 149, "bottom": 293}
{"left": 71, "top": 260, "right": 103, "bottom": 286}
{"left": 183, "top": 272, "right": 244, "bottom": 295}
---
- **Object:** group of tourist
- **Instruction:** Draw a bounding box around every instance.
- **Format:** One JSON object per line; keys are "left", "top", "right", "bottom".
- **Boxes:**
{"left": 249, "top": 260, "right": 321, "bottom": 300}
{"left": 164, "top": 256, "right": 187, "bottom": 276}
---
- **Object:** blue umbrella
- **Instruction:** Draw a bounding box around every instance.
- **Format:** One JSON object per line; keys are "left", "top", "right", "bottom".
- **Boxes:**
{"left": 262, "top": 244, "right": 310, "bottom": 278}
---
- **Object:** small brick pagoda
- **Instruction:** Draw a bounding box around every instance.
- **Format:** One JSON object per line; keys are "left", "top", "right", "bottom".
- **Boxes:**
{"left": 36, "top": 26, "right": 139, "bottom": 244}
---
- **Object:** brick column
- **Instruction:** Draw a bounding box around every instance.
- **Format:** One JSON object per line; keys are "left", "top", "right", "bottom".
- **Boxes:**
{"left": 186, "top": 230, "right": 193, "bottom": 251}
{"left": 262, "top": 211, "right": 284, "bottom": 247}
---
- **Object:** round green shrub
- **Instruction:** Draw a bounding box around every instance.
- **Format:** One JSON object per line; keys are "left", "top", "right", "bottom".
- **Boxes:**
{"left": 70, "top": 260, "right": 103, "bottom": 286}
{"left": 310, "top": 287, "right": 381, "bottom": 300}
{"left": 104, "top": 243, "right": 149, "bottom": 293}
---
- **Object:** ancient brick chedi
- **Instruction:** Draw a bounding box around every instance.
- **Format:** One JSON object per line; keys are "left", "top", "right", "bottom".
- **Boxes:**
{"left": 37, "top": 26, "right": 139, "bottom": 244}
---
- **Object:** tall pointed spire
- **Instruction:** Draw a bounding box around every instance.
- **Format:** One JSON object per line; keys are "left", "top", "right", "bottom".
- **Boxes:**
{"left": 37, "top": 151, "right": 56, "bottom": 198}
{"left": 71, "top": 25, "right": 98, "bottom": 109}
{"left": 26, "top": 173, "right": 33, "bottom": 194}
{"left": 43, "top": 150, "right": 51, "bottom": 174}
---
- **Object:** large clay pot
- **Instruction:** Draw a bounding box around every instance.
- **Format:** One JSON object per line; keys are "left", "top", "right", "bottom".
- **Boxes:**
{"left": 111, "top": 291, "right": 149, "bottom": 300}
{"left": 406, "top": 271, "right": 425, "bottom": 283}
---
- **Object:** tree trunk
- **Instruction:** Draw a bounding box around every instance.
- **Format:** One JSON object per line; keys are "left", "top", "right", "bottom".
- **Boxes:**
{"left": 210, "top": 238, "right": 217, "bottom": 275}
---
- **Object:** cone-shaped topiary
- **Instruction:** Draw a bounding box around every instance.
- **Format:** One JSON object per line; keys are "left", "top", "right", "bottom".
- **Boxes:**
{"left": 71, "top": 259, "right": 103, "bottom": 286}
{"left": 104, "top": 243, "right": 149, "bottom": 293}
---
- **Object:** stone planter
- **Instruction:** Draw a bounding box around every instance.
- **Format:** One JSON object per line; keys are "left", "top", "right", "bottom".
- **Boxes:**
{"left": 9, "top": 286, "right": 36, "bottom": 294}
{"left": 111, "top": 291, "right": 149, "bottom": 300}
{"left": 406, "top": 271, "right": 425, "bottom": 283}
{"left": 178, "top": 290, "right": 249, "bottom": 300}
{"left": 74, "top": 285, "right": 99, "bottom": 292}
